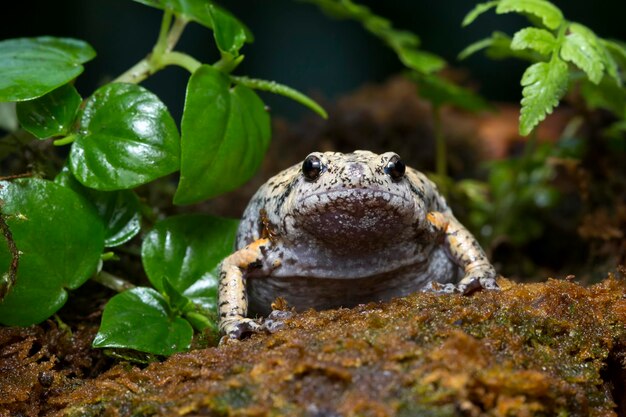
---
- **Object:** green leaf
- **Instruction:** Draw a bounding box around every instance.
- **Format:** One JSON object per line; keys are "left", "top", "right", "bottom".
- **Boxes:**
{"left": 496, "top": 0, "right": 563, "bottom": 30}
{"left": 141, "top": 214, "right": 238, "bottom": 311}
{"left": 397, "top": 49, "right": 446, "bottom": 74}
{"left": 133, "top": 0, "right": 253, "bottom": 43}
{"left": 55, "top": 168, "right": 142, "bottom": 247}
{"left": 510, "top": 27, "right": 556, "bottom": 56}
{"left": 462, "top": 1, "right": 499, "bottom": 26}
{"left": 560, "top": 24, "right": 604, "bottom": 84}
{"left": 174, "top": 65, "right": 270, "bottom": 204}
{"left": 603, "top": 39, "right": 626, "bottom": 69}
{"left": 0, "top": 178, "right": 105, "bottom": 326}
{"left": 412, "top": 73, "right": 491, "bottom": 112}
{"left": 231, "top": 76, "right": 327, "bottom": 119}
{"left": 459, "top": 31, "right": 539, "bottom": 62}
{"left": 207, "top": 3, "right": 250, "bottom": 55}
{"left": 69, "top": 83, "right": 180, "bottom": 191}
{"left": 93, "top": 287, "right": 193, "bottom": 355}
{"left": 16, "top": 84, "right": 82, "bottom": 139}
{"left": 0, "top": 37, "right": 95, "bottom": 102}
{"left": 519, "top": 60, "right": 569, "bottom": 136}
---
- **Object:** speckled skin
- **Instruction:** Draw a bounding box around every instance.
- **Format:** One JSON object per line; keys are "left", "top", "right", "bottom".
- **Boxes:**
{"left": 219, "top": 151, "right": 498, "bottom": 338}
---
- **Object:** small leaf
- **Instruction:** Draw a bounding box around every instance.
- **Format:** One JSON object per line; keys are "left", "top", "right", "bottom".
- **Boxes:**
{"left": 93, "top": 287, "right": 193, "bottom": 355}
{"left": 175, "top": 65, "right": 270, "bottom": 204}
{"left": 560, "top": 24, "right": 604, "bottom": 84}
{"left": 412, "top": 73, "right": 491, "bottom": 112}
{"left": 55, "top": 168, "right": 142, "bottom": 247}
{"left": 133, "top": 0, "right": 254, "bottom": 43}
{"left": 0, "top": 178, "right": 105, "bottom": 325}
{"left": 459, "top": 31, "right": 539, "bottom": 62}
{"left": 0, "top": 37, "right": 95, "bottom": 102}
{"left": 16, "top": 84, "right": 82, "bottom": 139}
{"left": 207, "top": 3, "right": 251, "bottom": 55}
{"left": 141, "top": 214, "right": 238, "bottom": 311}
{"left": 510, "top": 27, "right": 556, "bottom": 56}
{"left": 519, "top": 60, "right": 569, "bottom": 136}
{"left": 462, "top": 1, "right": 499, "bottom": 26}
{"left": 397, "top": 49, "right": 446, "bottom": 75}
{"left": 69, "top": 83, "right": 180, "bottom": 190}
{"left": 603, "top": 39, "right": 626, "bottom": 69}
{"left": 496, "top": 0, "right": 563, "bottom": 30}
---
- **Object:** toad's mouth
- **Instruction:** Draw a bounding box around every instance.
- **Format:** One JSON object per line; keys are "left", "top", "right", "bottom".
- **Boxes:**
{"left": 295, "top": 188, "right": 416, "bottom": 251}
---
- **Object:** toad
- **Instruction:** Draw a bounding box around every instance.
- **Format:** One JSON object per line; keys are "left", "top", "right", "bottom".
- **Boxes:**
{"left": 219, "top": 151, "right": 498, "bottom": 339}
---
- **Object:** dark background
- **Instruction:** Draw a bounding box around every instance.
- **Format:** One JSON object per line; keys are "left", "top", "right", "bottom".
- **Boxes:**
{"left": 2, "top": 1, "right": 626, "bottom": 122}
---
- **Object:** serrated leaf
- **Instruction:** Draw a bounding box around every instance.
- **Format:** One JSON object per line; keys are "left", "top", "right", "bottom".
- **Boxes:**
{"left": 496, "top": 0, "right": 563, "bottom": 30}
{"left": 0, "top": 178, "right": 105, "bottom": 325}
{"left": 69, "top": 83, "right": 180, "bottom": 191}
{"left": 519, "top": 60, "right": 568, "bottom": 136}
{"left": 0, "top": 37, "right": 95, "bottom": 102}
{"left": 141, "top": 214, "right": 238, "bottom": 312}
{"left": 93, "top": 287, "right": 193, "bottom": 355}
{"left": 460, "top": 31, "right": 539, "bottom": 62}
{"left": 580, "top": 78, "right": 626, "bottom": 117}
{"left": 560, "top": 24, "right": 604, "bottom": 84}
{"left": 510, "top": 27, "right": 556, "bottom": 56}
{"left": 462, "top": 1, "right": 499, "bottom": 26}
{"left": 174, "top": 65, "right": 270, "bottom": 204}
{"left": 603, "top": 39, "right": 626, "bottom": 68}
{"left": 16, "top": 84, "right": 82, "bottom": 139}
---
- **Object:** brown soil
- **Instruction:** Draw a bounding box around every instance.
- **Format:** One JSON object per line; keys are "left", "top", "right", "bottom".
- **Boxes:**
{"left": 1, "top": 276, "right": 625, "bottom": 416}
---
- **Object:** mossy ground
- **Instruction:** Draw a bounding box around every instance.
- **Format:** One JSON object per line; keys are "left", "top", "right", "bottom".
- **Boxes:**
{"left": 1, "top": 276, "right": 624, "bottom": 416}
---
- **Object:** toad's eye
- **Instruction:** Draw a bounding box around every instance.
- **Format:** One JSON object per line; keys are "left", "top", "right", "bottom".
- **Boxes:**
{"left": 384, "top": 155, "right": 405, "bottom": 181}
{"left": 302, "top": 154, "right": 324, "bottom": 181}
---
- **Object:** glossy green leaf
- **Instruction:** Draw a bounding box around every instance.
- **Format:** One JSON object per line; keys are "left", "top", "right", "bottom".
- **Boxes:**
{"left": 92, "top": 287, "right": 193, "bottom": 355}
{"left": 142, "top": 214, "right": 238, "bottom": 311}
{"left": 16, "top": 84, "right": 82, "bottom": 139}
{"left": 0, "top": 37, "right": 95, "bottom": 102}
{"left": 69, "top": 83, "right": 180, "bottom": 191}
{"left": 496, "top": 0, "right": 563, "bottom": 30}
{"left": 133, "top": 0, "right": 253, "bottom": 43}
{"left": 510, "top": 27, "right": 556, "bottom": 56}
{"left": 0, "top": 178, "right": 105, "bottom": 325}
{"left": 519, "top": 60, "right": 569, "bottom": 136}
{"left": 207, "top": 3, "right": 250, "bottom": 55}
{"left": 174, "top": 65, "right": 270, "bottom": 204}
{"left": 55, "top": 168, "right": 142, "bottom": 247}
{"left": 462, "top": 1, "right": 499, "bottom": 26}
{"left": 561, "top": 24, "right": 604, "bottom": 84}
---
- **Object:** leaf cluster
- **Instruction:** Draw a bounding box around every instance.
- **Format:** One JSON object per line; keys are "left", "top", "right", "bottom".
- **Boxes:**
{"left": 460, "top": 0, "right": 626, "bottom": 135}
{"left": 0, "top": 0, "right": 327, "bottom": 355}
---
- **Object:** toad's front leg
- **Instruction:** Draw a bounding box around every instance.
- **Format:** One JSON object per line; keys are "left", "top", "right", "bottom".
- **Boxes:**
{"left": 218, "top": 238, "right": 271, "bottom": 339}
{"left": 427, "top": 212, "right": 499, "bottom": 294}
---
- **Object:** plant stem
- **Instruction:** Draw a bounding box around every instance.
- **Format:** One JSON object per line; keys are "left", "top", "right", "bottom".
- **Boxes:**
{"left": 160, "top": 51, "right": 202, "bottom": 73}
{"left": 53, "top": 134, "right": 77, "bottom": 146}
{"left": 92, "top": 271, "right": 135, "bottom": 293}
{"left": 153, "top": 10, "right": 173, "bottom": 57}
{"left": 231, "top": 75, "right": 328, "bottom": 118}
{"left": 112, "top": 13, "right": 191, "bottom": 84}
{"left": 213, "top": 53, "right": 245, "bottom": 74}
{"left": 432, "top": 105, "right": 447, "bottom": 180}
